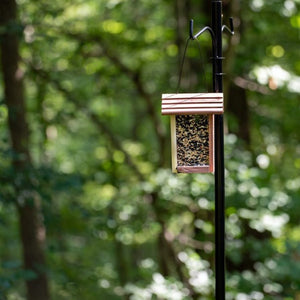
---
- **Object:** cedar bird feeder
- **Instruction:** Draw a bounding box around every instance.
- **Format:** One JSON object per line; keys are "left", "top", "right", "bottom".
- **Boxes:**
{"left": 161, "top": 92, "right": 223, "bottom": 173}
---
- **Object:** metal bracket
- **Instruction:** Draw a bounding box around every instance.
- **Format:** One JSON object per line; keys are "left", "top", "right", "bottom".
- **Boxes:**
{"left": 190, "top": 19, "right": 216, "bottom": 41}
{"left": 190, "top": 17, "right": 234, "bottom": 41}
{"left": 222, "top": 17, "right": 234, "bottom": 35}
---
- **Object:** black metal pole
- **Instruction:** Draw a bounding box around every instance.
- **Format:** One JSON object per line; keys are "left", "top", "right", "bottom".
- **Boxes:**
{"left": 212, "top": 1, "right": 225, "bottom": 299}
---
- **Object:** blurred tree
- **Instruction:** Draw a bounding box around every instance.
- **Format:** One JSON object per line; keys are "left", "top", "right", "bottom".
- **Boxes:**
{"left": 0, "top": 0, "right": 50, "bottom": 300}
{"left": 0, "top": 0, "right": 299, "bottom": 299}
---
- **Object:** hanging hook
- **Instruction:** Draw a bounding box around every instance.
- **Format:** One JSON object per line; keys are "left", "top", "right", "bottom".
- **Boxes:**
{"left": 190, "top": 19, "right": 194, "bottom": 39}
{"left": 222, "top": 17, "right": 234, "bottom": 35}
{"left": 189, "top": 19, "right": 215, "bottom": 42}
{"left": 230, "top": 17, "right": 234, "bottom": 33}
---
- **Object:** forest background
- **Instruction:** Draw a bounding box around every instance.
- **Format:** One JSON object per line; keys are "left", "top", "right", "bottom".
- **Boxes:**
{"left": 0, "top": 0, "right": 300, "bottom": 299}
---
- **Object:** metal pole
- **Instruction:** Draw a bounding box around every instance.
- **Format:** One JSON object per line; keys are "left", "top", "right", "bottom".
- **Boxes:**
{"left": 212, "top": 1, "right": 225, "bottom": 299}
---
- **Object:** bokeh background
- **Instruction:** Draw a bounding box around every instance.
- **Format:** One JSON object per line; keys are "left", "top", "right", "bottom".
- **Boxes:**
{"left": 0, "top": 0, "right": 300, "bottom": 299}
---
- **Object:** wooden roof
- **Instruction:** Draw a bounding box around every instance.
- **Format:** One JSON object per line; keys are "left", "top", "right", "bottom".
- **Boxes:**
{"left": 161, "top": 93, "right": 223, "bottom": 115}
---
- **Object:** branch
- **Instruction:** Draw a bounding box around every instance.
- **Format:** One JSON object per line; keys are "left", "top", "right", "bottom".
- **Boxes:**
{"left": 233, "top": 76, "right": 271, "bottom": 95}
{"left": 29, "top": 64, "right": 145, "bottom": 182}
{"left": 165, "top": 230, "right": 214, "bottom": 253}
{"left": 64, "top": 31, "right": 167, "bottom": 163}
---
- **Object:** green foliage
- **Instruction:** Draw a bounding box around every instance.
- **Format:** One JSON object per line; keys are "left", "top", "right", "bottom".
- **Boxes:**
{"left": 0, "top": 0, "right": 300, "bottom": 299}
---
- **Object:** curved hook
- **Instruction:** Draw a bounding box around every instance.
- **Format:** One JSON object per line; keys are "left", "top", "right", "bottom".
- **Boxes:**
{"left": 189, "top": 19, "right": 194, "bottom": 39}
{"left": 222, "top": 17, "right": 234, "bottom": 35}
{"left": 190, "top": 19, "right": 216, "bottom": 41}
{"left": 189, "top": 19, "right": 216, "bottom": 59}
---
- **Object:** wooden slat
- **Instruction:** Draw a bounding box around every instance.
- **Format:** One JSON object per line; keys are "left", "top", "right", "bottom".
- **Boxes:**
{"left": 162, "top": 108, "right": 223, "bottom": 115}
{"left": 161, "top": 92, "right": 223, "bottom": 115}
{"left": 162, "top": 93, "right": 223, "bottom": 99}
{"left": 162, "top": 103, "right": 222, "bottom": 108}
{"left": 163, "top": 99, "right": 223, "bottom": 103}
{"left": 176, "top": 166, "right": 211, "bottom": 173}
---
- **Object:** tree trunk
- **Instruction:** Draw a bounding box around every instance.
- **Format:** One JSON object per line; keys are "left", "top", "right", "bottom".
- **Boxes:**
{"left": 17, "top": 197, "right": 50, "bottom": 300}
{"left": 227, "top": 84, "right": 251, "bottom": 145}
{"left": 0, "top": 1, "right": 50, "bottom": 299}
{"left": 175, "top": 0, "right": 198, "bottom": 91}
{"left": 223, "top": 0, "right": 251, "bottom": 145}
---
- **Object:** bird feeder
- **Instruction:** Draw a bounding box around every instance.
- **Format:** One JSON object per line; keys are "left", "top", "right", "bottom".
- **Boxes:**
{"left": 161, "top": 93, "right": 223, "bottom": 173}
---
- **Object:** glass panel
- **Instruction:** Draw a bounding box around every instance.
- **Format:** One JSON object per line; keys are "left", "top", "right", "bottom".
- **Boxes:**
{"left": 176, "top": 115, "right": 210, "bottom": 166}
